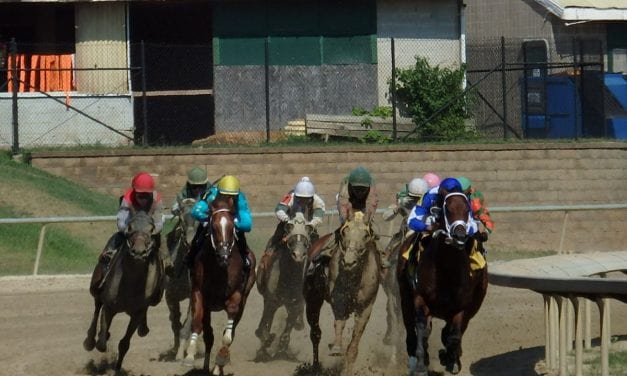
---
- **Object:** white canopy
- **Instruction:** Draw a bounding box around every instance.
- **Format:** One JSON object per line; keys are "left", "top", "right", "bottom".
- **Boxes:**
{"left": 534, "top": 0, "right": 627, "bottom": 21}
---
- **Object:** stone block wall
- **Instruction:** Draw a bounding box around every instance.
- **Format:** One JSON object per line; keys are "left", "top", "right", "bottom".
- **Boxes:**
{"left": 30, "top": 142, "right": 627, "bottom": 253}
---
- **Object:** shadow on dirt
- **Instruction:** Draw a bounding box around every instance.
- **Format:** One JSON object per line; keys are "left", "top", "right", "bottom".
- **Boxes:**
{"left": 470, "top": 346, "right": 544, "bottom": 376}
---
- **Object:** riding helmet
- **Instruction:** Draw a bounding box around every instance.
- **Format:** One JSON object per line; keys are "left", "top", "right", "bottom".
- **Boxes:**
{"left": 132, "top": 172, "right": 155, "bottom": 193}
{"left": 217, "top": 175, "right": 240, "bottom": 195}
{"left": 348, "top": 166, "right": 372, "bottom": 187}
{"left": 187, "top": 167, "right": 209, "bottom": 185}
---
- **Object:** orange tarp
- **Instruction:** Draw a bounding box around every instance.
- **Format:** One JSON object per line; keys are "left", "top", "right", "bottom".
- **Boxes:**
{"left": 6, "top": 53, "right": 75, "bottom": 94}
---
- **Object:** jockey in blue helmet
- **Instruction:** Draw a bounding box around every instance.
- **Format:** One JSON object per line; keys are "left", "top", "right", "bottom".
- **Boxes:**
{"left": 407, "top": 177, "right": 463, "bottom": 233}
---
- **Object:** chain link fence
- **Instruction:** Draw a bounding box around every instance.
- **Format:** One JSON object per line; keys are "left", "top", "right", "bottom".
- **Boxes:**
{"left": 1, "top": 37, "right": 621, "bottom": 149}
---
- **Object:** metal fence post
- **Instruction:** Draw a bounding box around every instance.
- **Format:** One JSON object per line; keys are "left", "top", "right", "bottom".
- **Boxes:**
{"left": 500, "top": 36, "right": 507, "bottom": 140}
{"left": 141, "top": 40, "right": 148, "bottom": 146}
{"left": 10, "top": 38, "right": 19, "bottom": 155}
{"left": 265, "top": 37, "right": 270, "bottom": 143}
{"left": 391, "top": 37, "right": 397, "bottom": 141}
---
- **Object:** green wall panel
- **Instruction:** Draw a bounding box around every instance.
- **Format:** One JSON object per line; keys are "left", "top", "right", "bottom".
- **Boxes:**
{"left": 215, "top": 37, "right": 266, "bottom": 65}
{"left": 269, "top": 36, "right": 320, "bottom": 65}
{"left": 323, "top": 35, "right": 376, "bottom": 64}
{"left": 213, "top": 0, "right": 376, "bottom": 66}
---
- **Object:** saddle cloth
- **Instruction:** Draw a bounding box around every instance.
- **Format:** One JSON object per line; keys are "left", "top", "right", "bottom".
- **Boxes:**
{"left": 401, "top": 235, "right": 486, "bottom": 275}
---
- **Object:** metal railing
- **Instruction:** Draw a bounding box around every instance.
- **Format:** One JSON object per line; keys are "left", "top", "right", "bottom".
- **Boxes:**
{"left": 1, "top": 203, "right": 626, "bottom": 276}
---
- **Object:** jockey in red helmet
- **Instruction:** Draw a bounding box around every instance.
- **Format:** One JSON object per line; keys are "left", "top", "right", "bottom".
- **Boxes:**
{"left": 97, "top": 172, "right": 173, "bottom": 275}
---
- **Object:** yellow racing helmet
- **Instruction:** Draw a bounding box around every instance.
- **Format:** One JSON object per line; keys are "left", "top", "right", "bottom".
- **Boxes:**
{"left": 217, "top": 175, "right": 240, "bottom": 195}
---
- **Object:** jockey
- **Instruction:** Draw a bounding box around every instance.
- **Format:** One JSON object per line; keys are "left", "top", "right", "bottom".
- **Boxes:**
{"left": 264, "top": 176, "right": 326, "bottom": 257}
{"left": 170, "top": 166, "right": 211, "bottom": 216}
{"left": 457, "top": 176, "right": 494, "bottom": 242}
{"left": 336, "top": 166, "right": 379, "bottom": 224}
{"left": 187, "top": 175, "right": 253, "bottom": 270}
{"left": 382, "top": 177, "right": 429, "bottom": 260}
{"left": 422, "top": 172, "right": 441, "bottom": 189}
{"left": 309, "top": 166, "right": 386, "bottom": 273}
{"left": 98, "top": 172, "right": 173, "bottom": 275}
{"left": 407, "top": 177, "right": 477, "bottom": 235}
{"left": 383, "top": 177, "right": 429, "bottom": 222}
{"left": 167, "top": 167, "right": 211, "bottom": 254}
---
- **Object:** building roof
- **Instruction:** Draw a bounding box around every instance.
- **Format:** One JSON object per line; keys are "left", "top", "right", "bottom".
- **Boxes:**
{"left": 534, "top": 0, "right": 627, "bottom": 21}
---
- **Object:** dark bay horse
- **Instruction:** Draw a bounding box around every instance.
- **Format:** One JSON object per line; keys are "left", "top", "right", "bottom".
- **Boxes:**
{"left": 83, "top": 211, "right": 164, "bottom": 371}
{"left": 164, "top": 198, "right": 197, "bottom": 360}
{"left": 184, "top": 195, "right": 256, "bottom": 375}
{"left": 304, "top": 211, "right": 380, "bottom": 376}
{"left": 398, "top": 192, "right": 488, "bottom": 376}
{"left": 255, "top": 211, "right": 312, "bottom": 360}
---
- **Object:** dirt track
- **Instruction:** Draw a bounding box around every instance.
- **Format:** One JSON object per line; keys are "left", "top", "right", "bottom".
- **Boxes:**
{"left": 0, "top": 273, "right": 624, "bottom": 376}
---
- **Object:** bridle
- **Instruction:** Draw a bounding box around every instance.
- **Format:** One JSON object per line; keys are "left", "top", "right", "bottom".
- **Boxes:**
{"left": 209, "top": 208, "right": 236, "bottom": 259}
{"left": 433, "top": 192, "right": 472, "bottom": 248}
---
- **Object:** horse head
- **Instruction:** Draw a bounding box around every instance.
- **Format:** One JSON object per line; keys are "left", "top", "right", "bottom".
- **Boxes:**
{"left": 178, "top": 198, "right": 199, "bottom": 246}
{"left": 284, "top": 211, "right": 313, "bottom": 264}
{"left": 436, "top": 192, "right": 472, "bottom": 249}
{"left": 209, "top": 196, "right": 237, "bottom": 268}
{"left": 338, "top": 211, "right": 374, "bottom": 270}
{"left": 125, "top": 211, "right": 156, "bottom": 260}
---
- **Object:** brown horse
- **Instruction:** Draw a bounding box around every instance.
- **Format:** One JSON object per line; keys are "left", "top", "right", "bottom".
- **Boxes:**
{"left": 304, "top": 211, "right": 380, "bottom": 376}
{"left": 398, "top": 192, "right": 488, "bottom": 376}
{"left": 255, "top": 211, "right": 312, "bottom": 361}
{"left": 83, "top": 211, "right": 164, "bottom": 371}
{"left": 183, "top": 195, "right": 256, "bottom": 375}
{"left": 163, "top": 198, "right": 197, "bottom": 360}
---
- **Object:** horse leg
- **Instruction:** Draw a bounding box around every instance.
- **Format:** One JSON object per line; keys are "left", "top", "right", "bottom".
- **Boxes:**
{"left": 95, "top": 306, "right": 113, "bottom": 353}
{"left": 184, "top": 283, "right": 204, "bottom": 366}
{"left": 211, "top": 290, "right": 242, "bottom": 376}
{"left": 177, "top": 301, "right": 192, "bottom": 360}
{"left": 412, "top": 299, "right": 430, "bottom": 376}
{"left": 137, "top": 307, "right": 149, "bottom": 337}
{"left": 167, "top": 295, "right": 183, "bottom": 355}
{"left": 276, "top": 300, "right": 299, "bottom": 357}
{"left": 115, "top": 311, "right": 141, "bottom": 370}
{"left": 439, "top": 313, "right": 463, "bottom": 374}
{"left": 304, "top": 277, "right": 324, "bottom": 369}
{"left": 329, "top": 319, "right": 346, "bottom": 355}
{"left": 203, "top": 313, "right": 215, "bottom": 372}
{"left": 83, "top": 298, "right": 102, "bottom": 351}
{"left": 254, "top": 297, "right": 279, "bottom": 361}
{"left": 343, "top": 301, "right": 374, "bottom": 376}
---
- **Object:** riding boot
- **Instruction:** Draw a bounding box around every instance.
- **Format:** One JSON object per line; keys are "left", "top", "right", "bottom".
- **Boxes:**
{"left": 99, "top": 231, "right": 125, "bottom": 266}
{"left": 237, "top": 231, "right": 251, "bottom": 271}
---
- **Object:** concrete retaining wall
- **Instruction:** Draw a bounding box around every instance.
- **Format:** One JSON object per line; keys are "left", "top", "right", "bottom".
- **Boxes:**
{"left": 30, "top": 142, "right": 627, "bottom": 252}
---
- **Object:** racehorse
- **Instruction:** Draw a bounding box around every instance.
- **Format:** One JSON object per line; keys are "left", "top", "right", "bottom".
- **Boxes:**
{"left": 255, "top": 211, "right": 312, "bottom": 360}
{"left": 83, "top": 211, "right": 164, "bottom": 371}
{"left": 164, "top": 198, "right": 197, "bottom": 360}
{"left": 183, "top": 195, "right": 256, "bottom": 375}
{"left": 398, "top": 192, "right": 488, "bottom": 376}
{"left": 304, "top": 211, "right": 380, "bottom": 376}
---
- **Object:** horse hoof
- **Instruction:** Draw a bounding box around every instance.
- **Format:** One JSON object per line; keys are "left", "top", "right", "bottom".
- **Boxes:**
{"left": 138, "top": 323, "right": 149, "bottom": 337}
{"left": 95, "top": 340, "right": 107, "bottom": 353}
{"left": 446, "top": 359, "right": 462, "bottom": 374}
{"left": 294, "top": 315, "right": 305, "bottom": 331}
{"left": 182, "top": 357, "right": 194, "bottom": 367}
{"left": 328, "top": 344, "right": 342, "bottom": 356}
{"left": 83, "top": 337, "right": 95, "bottom": 351}
{"left": 254, "top": 348, "right": 271, "bottom": 362}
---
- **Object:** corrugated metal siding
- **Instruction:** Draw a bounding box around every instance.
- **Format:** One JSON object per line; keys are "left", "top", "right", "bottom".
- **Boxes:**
{"left": 75, "top": 3, "right": 128, "bottom": 94}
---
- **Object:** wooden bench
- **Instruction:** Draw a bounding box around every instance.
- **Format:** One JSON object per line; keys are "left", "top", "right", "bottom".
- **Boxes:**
{"left": 305, "top": 114, "right": 416, "bottom": 141}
